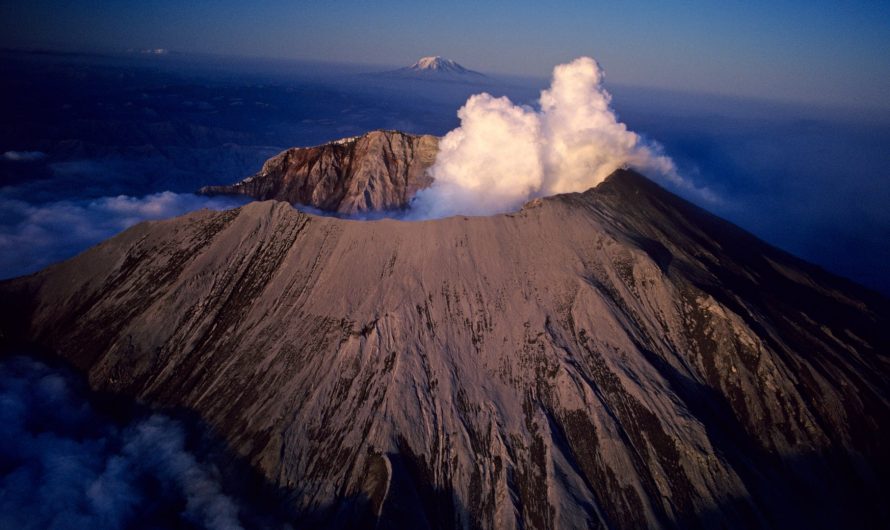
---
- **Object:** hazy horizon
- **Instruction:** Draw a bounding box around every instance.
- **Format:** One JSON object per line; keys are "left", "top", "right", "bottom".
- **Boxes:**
{"left": 2, "top": 1, "right": 889, "bottom": 111}
{"left": 1, "top": 48, "right": 888, "bottom": 295}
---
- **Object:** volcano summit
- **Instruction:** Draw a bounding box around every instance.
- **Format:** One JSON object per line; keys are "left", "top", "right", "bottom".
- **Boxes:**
{"left": 2, "top": 166, "right": 888, "bottom": 529}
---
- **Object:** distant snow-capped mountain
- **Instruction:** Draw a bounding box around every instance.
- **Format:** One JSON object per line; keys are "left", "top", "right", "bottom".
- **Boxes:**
{"left": 404, "top": 56, "right": 483, "bottom": 75}
{"left": 377, "top": 56, "right": 486, "bottom": 81}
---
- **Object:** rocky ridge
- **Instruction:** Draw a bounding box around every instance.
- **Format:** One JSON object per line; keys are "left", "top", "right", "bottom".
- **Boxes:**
{"left": 200, "top": 130, "right": 438, "bottom": 214}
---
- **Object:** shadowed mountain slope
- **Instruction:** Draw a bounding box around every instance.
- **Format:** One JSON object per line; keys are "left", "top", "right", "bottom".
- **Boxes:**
{"left": 200, "top": 130, "right": 438, "bottom": 214}
{"left": 2, "top": 170, "right": 888, "bottom": 529}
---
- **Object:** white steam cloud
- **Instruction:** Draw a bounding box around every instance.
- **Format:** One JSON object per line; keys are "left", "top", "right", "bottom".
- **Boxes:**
{"left": 411, "top": 57, "right": 683, "bottom": 218}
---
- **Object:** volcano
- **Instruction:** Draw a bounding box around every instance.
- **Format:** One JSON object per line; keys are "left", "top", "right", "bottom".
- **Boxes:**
{"left": 2, "top": 165, "right": 888, "bottom": 528}
{"left": 377, "top": 56, "right": 487, "bottom": 81}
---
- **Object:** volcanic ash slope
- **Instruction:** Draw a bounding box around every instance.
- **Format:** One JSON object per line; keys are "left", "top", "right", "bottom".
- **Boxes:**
{"left": 2, "top": 170, "right": 889, "bottom": 529}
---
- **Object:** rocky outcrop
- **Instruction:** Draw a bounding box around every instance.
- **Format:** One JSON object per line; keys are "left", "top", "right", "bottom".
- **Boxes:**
{"left": 199, "top": 130, "right": 439, "bottom": 214}
{"left": 3, "top": 170, "right": 888, "bottom": 529}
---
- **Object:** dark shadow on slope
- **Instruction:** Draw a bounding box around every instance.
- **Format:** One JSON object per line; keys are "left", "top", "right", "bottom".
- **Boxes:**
{"left": 632, "top": 340, "right": 890, "bottom": 529}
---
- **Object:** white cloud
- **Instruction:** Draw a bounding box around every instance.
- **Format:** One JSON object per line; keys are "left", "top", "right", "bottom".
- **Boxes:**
{"left": 0, "top": 192, "right": 246, "bottom": 279}
{"left": 0, "top": 356, "right": 250, "bottom": 530}
{"left": 411, "top": 57, "right": 710, "bottom": 218}
{"left": 416, "top": 93, "right": 543, "bottom": 218}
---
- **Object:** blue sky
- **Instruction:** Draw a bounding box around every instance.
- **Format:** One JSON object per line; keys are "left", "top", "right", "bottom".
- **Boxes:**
{"left": 2, "top": 1, "right": 889, "bottom": 108}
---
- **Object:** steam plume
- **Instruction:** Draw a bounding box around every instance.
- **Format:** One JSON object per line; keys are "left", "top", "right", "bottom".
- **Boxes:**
{"left": 411, "top": 57, "right": 681, "bottom": 218}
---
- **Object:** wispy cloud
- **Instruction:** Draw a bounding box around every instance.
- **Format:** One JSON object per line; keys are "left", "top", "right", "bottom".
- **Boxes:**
{"left": 0, "top": 192, "right": 246, "bottom": 279}
{"left": 3, "top": 151, "right": 47, "bottom": 162}
{"left": 0, "top": 356, "right": 251, "bottom": 529}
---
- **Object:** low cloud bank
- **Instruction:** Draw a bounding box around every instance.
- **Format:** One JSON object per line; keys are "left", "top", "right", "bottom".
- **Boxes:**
{"left": 3, "top": 150, "right": 47, "bottom": 162}
{"left": 0, "top": 192, "right": 246, "bottom": 279}
{"left": 0, "top": 356, "right": 249, "bottom": 529}
{"left": 411, "top": 57, "right": 708, "bottom": 218}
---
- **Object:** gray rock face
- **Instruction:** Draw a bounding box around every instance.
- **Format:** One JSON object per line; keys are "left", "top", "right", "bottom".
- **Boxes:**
{"left": 200, "top": 130, "right": 439, "bottom": 214}
{"left": 2, "top": 170, "right": 888, "bottom": 529}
